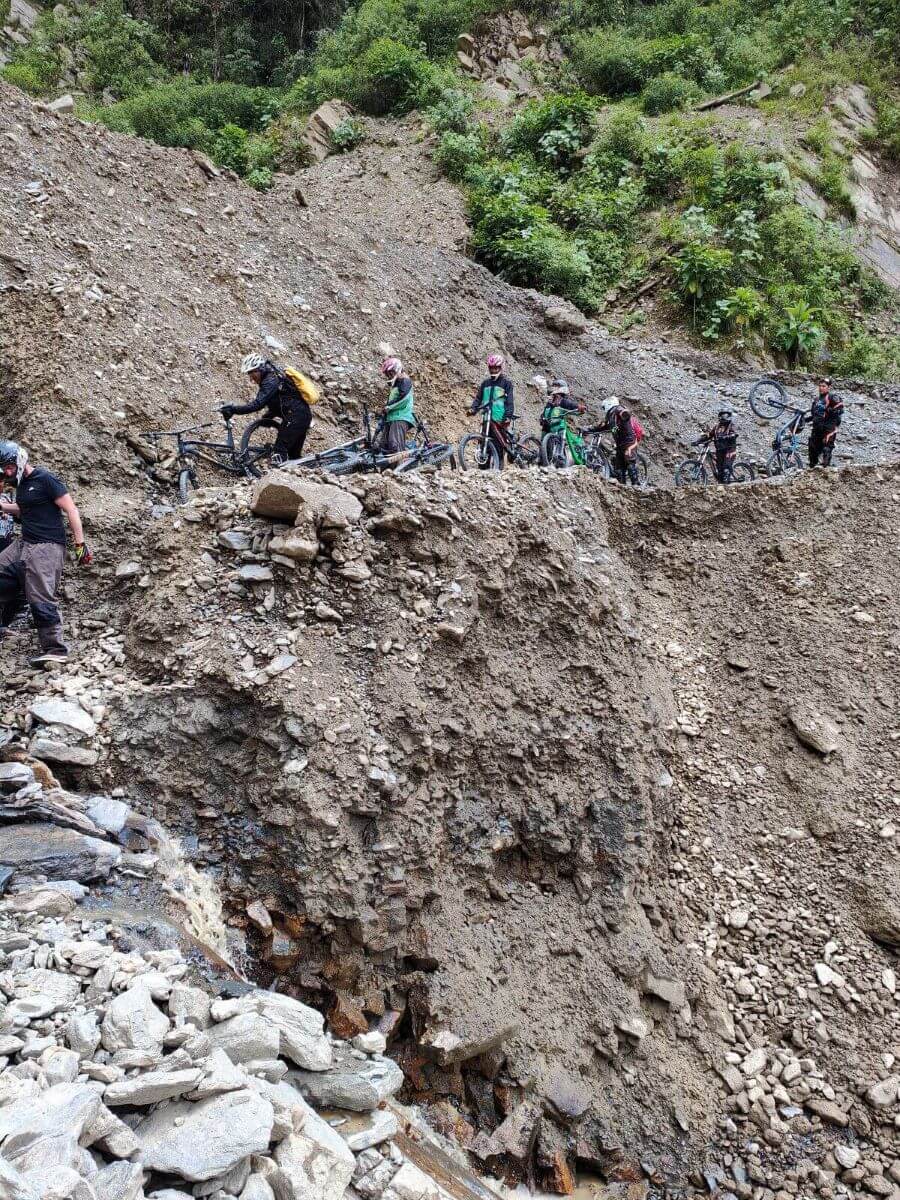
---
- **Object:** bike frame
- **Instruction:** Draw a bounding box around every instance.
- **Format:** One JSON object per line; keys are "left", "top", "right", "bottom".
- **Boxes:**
{"left": 546, "top": 408, "right": 586, "bottom": 466}
{"left": 772, "top": 410, "right": 806, "bottom": 458}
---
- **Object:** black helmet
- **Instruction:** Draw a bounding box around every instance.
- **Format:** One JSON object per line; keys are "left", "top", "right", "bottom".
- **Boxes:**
{"left": 0, "top": 441, "right": 27, "bottom": 486}
{"left": 718, "top": 408, "right": 733, "bottom": 420}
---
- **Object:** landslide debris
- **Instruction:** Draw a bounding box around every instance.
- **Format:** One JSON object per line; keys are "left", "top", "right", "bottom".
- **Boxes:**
{"left": 2, "top": 79, "right": 900, "bottom": 1200}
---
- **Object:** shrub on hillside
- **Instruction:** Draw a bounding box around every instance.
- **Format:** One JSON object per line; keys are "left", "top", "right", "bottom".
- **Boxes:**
{"left": 434, "top": 130, "right": 485, "bottom": 181}
{"left": 502, "top": 93, "right": 596, "bottom": 167}
{"left": 641, "top": 71, "right": 698, "bottom": 113}
{"left": 79, "top": 0, "right": 161, "bottom": 97}
{"left": 97, "top": 81, "right": 276, "bottom": 146}
{"left": 426, "top": 89, "right": 475, "bottom": 135}
{"left": 343, "top": 38, "right": 445, "bottom": 115}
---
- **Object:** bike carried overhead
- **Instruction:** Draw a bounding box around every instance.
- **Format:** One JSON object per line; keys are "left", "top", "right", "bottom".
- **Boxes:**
{"left": 748, "top": 377, "right": 792, "bottom": 420}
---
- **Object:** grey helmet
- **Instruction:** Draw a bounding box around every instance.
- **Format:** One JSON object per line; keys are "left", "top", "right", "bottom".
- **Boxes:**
{"left": 0, "top": 440, "right": 28, "bottom": 486}
{"left": 549, "top": 378, "right": 570, "bottom": 396}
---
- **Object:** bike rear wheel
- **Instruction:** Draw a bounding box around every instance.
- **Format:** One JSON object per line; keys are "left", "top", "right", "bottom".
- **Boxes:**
{"left": 513, "top": 436, "right": 542, "bottom": 467}
{"left": 729, "top": 461, "right": 756, "bottom": 483}
{"left": 178, "top": 466, "right": 199, "bottom": 504}
{"left": 675, "top": 458, "right": 707, "bottom": 486}
{"left": 459, "top": 433, "right": 499, "bottom": 471}
{"left": 749, "top": 378, "right": 789, "bottom": 420}
{"left": 240, "top": 417, "right": 279, "bottom": 476}
{"left": 765, "top": 448, "right": 804, "bottom": 476}
{"left": 633, "top": 453, "right": 650, "bottom": 486}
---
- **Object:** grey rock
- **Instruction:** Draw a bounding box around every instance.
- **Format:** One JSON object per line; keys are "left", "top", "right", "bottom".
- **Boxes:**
{"left": 244, "top": 1077, "right": 317, "bottom": 1142}
{"left": 218, "top": 531, "right": 251, "bottom": 552}
{"left": 250, "top": 473, "right": 362, "bottom": 529}
{"left": 48, "top": 93, "right": 75, "bottom": 115}
{"left": 42, "top": 1047, "right": 81, "bottom": 1085}
{"left": 85, "top": 797, "right": 130, "bottom": 835}
{"left": 135, "top": 1090, "right": 274, "bottom": 1182}
{"left": 336, "top": 1109, "right": 400, "bottom": 1153}
{"left": 271, "top": 1115, "right": 355, "bottom": 1200}
{"left": 0, "top": 824, "right": 119, "bottom": 882}
{"left": 114, "top": 561, "right": 141, "bottom": 580}
{"left": 0, "top": 967, "right": 81, "bottom": 1019}
{"left": 643, "top": 972, "right": 687, "bottom": 1009}
{"left": 0, "top": 1158, "right": 41, "bottom": 1200}
{"left": 168, "top": 984, "right": 212, "bottom": 1029}
{"left": 239, "top": 1176, "right": 274, "bottom": 1200}
{"left": 208, "top": 1013, "right": 280, "bottom": 1065}
{"left": 29, "top": 698, "right": 96, "bottom": 739}
{"left": 0, "top": 762, "right": 34, "bottom": 791}
{"left": 101, "top": 986, "right": 169, "bottom": 1055}
{"left": 85, "top": 1107, "right": 140, "bottom": 1159}
{"left": 288, "top": 1054, "right": 403, "bottom": 1113}
{"left": 94, "top": 1163, "right": 145, "bottom": 1200}
{"left": 788, "top": 703, "right": 839, "bottom": 755}
{"left": 28, "top": 740, "right": 99, "bottom": 767}
{"left": 105, "top": 1068, "right": 203, "bottom": 1107}
{"left": 0, "top": 1082, "right": 101, "bottom": 1159}
{"left": 543, "top": 303, "right": 588, "bottom": 335}
{"left": 189, "top": 1048, "right": 247, "bottom": 1100}
{"left": 865, "top": 1074, "right": 899, "bottom": 1107}
{"left": 834, "top": 1145, "right": 859, "bottom": 1169}
{"left": 209, "top": 992, "right": 331, "bottom": 1071}
{"left": 237, "top": 565, "right": 273, "bottom": 583}
{"left": 7, "top": 887, "right": 77, "bottom": 917}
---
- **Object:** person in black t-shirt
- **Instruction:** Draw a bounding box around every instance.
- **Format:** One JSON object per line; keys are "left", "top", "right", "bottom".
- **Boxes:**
{"left": 0, "top": 441, "right": 92, "bottom": 666}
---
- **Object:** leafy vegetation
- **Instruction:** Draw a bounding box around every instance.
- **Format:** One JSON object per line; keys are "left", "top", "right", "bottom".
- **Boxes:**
{"left": 1, "top": 0, "right": 897, "bottom": 371}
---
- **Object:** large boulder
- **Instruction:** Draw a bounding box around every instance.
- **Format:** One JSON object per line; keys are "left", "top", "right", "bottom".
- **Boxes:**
{"left": 0, "top": 967, "right": 81, "bottom": 1020}
{"left": 271, "top": 1112, "right": 355, "bottom": 1200}
{"left": 104, "top": 1069, "right": 203, "bottom": 1107}
{"left": 101, "top": 986, "right": 169, "bottom": 1056}
{"left": 250, "top": 472, "right": 362, "bottom": 530}
{"left": 29, "top": 698, "right": 97, "bottom": 740}
{"left": 210, "top": 992, "right": 331, "bottom": 1071}
{"left": 135, "top": 1090, "right": 274, "bottom": 1182}
{"left": 207, "top": 1013, "right": 280, "bottom": 1064}
{"left": 287, "top": 1053, "right": 403, "bottom": 1112}
{"left": 300, "top": 100, "right": 355, "bottom": 163}
{"left": 0, "top": 824, "right": 120, "bottom": 882}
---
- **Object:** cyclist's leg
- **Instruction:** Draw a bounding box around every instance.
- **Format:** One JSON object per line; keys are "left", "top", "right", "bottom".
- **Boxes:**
{"left": 386, "top": 420, "right": 411, "bottom": 454}
{"left": 273, "top": 402, "right": 311, "bottom": 464}
{"left": 714, "top": 447, "right": 726, "bottom": 482}
{"left": 822, "top": 429, "right": 836, "bottom": 466}
{"left": 613, "top": 448, "right": 626, "bottom": 482}
{"left": 489, "top": 420, "right": 508, "bottom": 467}
{"left": 808, "top": 426, "right": 823, "bottom": 467}
{"left": 625, "top": 447, "right": 639, "bottom": 485}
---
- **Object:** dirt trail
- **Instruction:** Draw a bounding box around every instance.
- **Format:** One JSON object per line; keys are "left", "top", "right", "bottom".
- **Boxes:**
{"left": 1, "top": 79, "right": 900, "bottom": 1199}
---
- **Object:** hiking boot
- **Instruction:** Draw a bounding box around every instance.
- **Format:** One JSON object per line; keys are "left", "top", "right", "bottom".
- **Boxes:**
{"left": 29, "top": 650, "right": 69, "bottom": 668}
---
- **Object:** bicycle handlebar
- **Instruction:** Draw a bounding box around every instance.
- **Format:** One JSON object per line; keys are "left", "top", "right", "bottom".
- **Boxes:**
{"left": 146, "top": 421, "right": 217, "bottom": 439}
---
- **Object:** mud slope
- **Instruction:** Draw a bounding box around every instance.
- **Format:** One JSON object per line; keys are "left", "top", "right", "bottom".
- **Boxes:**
{"left": 1, "top": 81, "right": 898, "bottom": 502}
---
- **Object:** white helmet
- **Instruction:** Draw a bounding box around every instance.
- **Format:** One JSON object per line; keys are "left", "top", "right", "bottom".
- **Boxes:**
{"left": 602, "top": 396, "right": 620, "bottom": 415}
{"left": 241, "top": 352, "right": 266, "bottom": 374}
{"left": 549, "top": 379, "right": 569, "bottom": 396}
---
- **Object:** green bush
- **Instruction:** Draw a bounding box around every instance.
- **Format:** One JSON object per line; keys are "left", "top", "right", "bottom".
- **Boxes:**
{"left": 97, "top": 80, "right": 276, "bottom": 146}
{"left": 434, "top": 130, "right": 485, "bottom": 181}
{"left": 330, "top": 117, "right": 366, "bottom": 151}
{"left": 343, "top": 38, "right": 444, "bottom": 115}
{"left": 502, "top": 93, "right": 596, "bottom": 165}
{"left": 2, "top": 53, "right": 62, "bottom": 96}
{"left": 830, "top": 332, "right": 900, "bottom": 378}
{"left": 426, "top": 89, "right": 475, "bottom": 135}
{"left": 641, "top": 71, "right": 698, "bottom": 113}
{"left": 866, "top": 97, "right": 900, "bottom": 162}
{"left": 771, "top": 299, "right": 825, "bottom": 363}
{"left": 211, "top": 122, "right": 251, "bottom": 174}
{"left": 591, "top": 108, "right": 647, "bottom": 161}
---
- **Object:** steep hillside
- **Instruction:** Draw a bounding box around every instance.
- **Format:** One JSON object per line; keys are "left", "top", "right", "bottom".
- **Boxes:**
{"left": 1, "top": 79, "right": 900, "bottom": 1200}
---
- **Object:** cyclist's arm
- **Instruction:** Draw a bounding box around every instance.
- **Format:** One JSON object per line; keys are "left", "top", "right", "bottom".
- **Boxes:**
{"left": 0, "top": 500, "right": 20, "bottom": 517}
{"left": 230, "top": 374, "right": 280, "bottom": 416}
{"left": 470, "top": 383, "right": 485, "bottom": 415}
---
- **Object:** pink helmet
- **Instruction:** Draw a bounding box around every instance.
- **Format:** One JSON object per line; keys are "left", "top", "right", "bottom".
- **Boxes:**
{"left": 487, "top": 353, "right": 504, "bottom": 370}
{"left": 381, "top": 357, "right": 402, "bottom": 377}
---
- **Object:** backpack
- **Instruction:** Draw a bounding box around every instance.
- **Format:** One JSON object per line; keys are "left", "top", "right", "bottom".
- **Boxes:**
{"left": 630, "top": 415, "right": 645, "bottom": 442}
{"left": 282, "top": 365, "right": 320, "bottom": 406}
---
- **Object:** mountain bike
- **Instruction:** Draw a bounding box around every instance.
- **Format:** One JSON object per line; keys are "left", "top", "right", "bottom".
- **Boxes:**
{"left": 766, "top": 408, "right": 807, "bottom": 476}
{"left": 582, "top": 429, "right": 650, "bottom": 485}
{"left": 458, "top": 409, "right": 541, "bottom": 470}
{"left": 146, "top": 416, "right": 263, "bottom": 503}
{"left": 327, "top": 404, "right": 455, "bottom": 475}
{"left": 540, "top": 407, "right": 588, "bottom": 467}
{"left": 675, "top": 438, "right": 756, "bottom": 485}
{"left": 748, "top": 377, "right": 793, "bottom": 419}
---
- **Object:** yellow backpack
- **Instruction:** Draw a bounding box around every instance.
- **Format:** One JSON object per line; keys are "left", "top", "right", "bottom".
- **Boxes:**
{"left": 283, "top": 365, "right": 320, "bottom": 406}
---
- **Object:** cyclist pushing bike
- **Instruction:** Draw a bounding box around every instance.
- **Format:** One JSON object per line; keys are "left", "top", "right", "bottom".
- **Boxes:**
{"left": 695, "top": 408, "right": 738, "bottom": 483}
{"left": 595, "top": 397, "right": 643, "bottom": 486}
{"left": 470, "top": 354, "right": 515, "bottom": 466}
{"left": 380, "top": 357, "right": 416, "bottom": 454}
{"left": 221, "top": 354, "right": 313, "bottom": 465}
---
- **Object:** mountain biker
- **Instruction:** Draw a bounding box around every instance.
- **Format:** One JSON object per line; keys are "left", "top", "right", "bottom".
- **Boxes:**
{"left": 221, "top": 354, "right": 312, "bottom": 465}
{"left": 541, "top": 379, "right": 583, "bottom": 431}
{"left": 471, "top": 354, "right": 515, "bottom": 466}
{"left": 381, "top": 357, "right": 415, "bottom": 454}
{"left": 702, "top": 408, "right": 738, "bottom": 483}
{"left": 0, "top": 511, "right": 26, "bottom": 640}
{"left": 599, "top": 397, "right": 641, "bottom": 486}
{"left": 0, "top": 441, "right": 92, "bottom": 666}
{"left": 808, "top": 377, "right": 843, "bottom": 467}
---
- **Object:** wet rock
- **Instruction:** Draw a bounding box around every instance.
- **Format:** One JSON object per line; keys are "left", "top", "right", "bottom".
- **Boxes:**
{"left": 101, "top": 986, "right": 169, "bottom": 1055}
{"left": 288, "top": 1053, "right": 403, "bottom": 1112}
{"left": 135, "top": 1090, "right": 274, "bottom": 1181}
{"left": 0, "top": 823, "right": 120, "bottom": 882}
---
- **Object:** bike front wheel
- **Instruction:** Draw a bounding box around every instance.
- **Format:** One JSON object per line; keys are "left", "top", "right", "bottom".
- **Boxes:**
{"left": 239, "top": 417, "right": 279, "bottom": 477}
{"left": 749, "top": 378, "right": 789, "bottom": 420}
{"left": 765, "top": 449, "right": 804, "bottom": 476}
{"left": 540, "top": 433, "right": 571, "bottom": 468}
{"left": 675, "top": 458, "right": 707, "bottom": 486}
{"left": 459, "top": 433, "right": 499, "bottom": 471}
{"left": 633, "top": 453, "right": 650, "bottom": 486}
{"left": 395, "top": 444, "right": 457, "bottom": 473}
{"left": 728, "top": 461, "right": 756, "bottom": 483}
{"left": 178, "top": 466, "right": 199, "bottom": 504}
